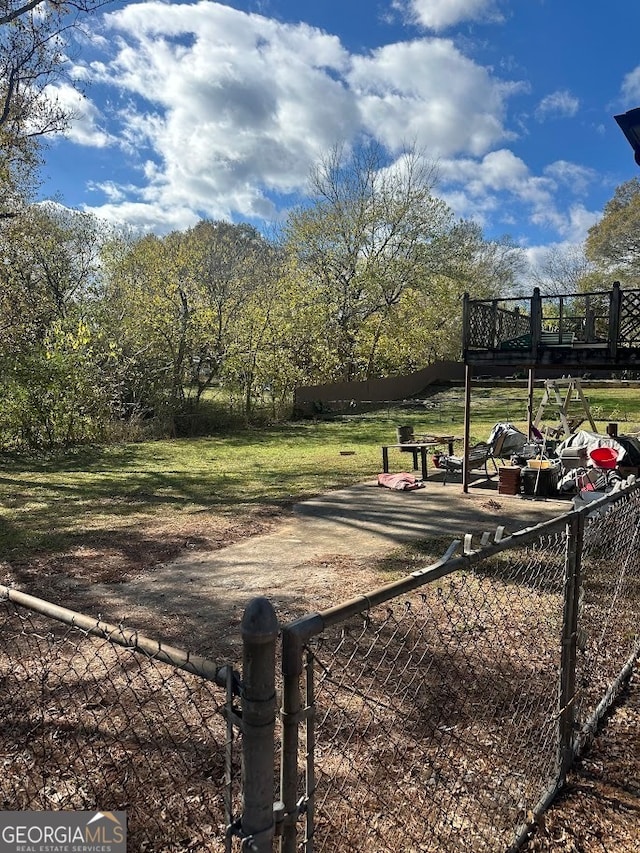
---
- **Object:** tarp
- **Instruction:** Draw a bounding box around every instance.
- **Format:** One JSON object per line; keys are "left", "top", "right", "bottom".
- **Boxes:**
{"left": 616, "top": 435, "right": 640, "bottom": 466}
{"left": 556, "top": 430, "right": 627, "bottom": 464}
{"left": 377, "top": 473, "right": 425, "bottom": 491}
{"left": 487, "top": 422, "right": 527, "bottom": 457}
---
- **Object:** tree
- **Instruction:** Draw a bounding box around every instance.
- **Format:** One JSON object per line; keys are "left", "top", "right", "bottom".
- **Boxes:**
{"left": 0, "top": 202, "right": 103, "bottom": 354}
{"left": 0, "top": 0, "right": 111, "bottom": 215}
{"left": 361, "top": 223, "right": 523, "bottom": 373}
{"left": 101, "top": 220, "right": 284, "bottom": 429}
{"left": 100, "top": 231, "right": 192, "bottom": 430}
{"left": 528, "top": 244, "right": 597, "bottom": 295}
{"left": 585, "top": 178, "right": 640, "bottom": 287}
{"left": 285, "top": 142, "right": 454, "bottom": 381}
{"left": 186, "top": 220, "right": 280, "bottom": 399}
{"left": 0, "top": 203, "right": 114, "bottom": 449}
{"left": 439, "top": 221, "right": 525, "bottom": 298}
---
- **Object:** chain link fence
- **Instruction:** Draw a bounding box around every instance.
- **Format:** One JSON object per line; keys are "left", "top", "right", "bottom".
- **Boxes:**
{"left": 2, "top": 486, "right": 640, "bottom": 853}
{"left": 279, "top": 484, "right": 640, "bottom": 853}
{"left": 574, "top": 487, "right": 640, "bottom": 743}
{"left": 0, "top": 586, "right": 241, "bottom": 852}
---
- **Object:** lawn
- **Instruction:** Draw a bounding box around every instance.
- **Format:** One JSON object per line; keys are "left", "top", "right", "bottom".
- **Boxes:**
{"left": 0, "top": 382, "right": 638, "bottom": 568}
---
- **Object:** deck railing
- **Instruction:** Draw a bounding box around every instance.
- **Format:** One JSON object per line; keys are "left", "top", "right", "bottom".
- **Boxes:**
{"left": 463, "top": 283, "right": 640, "bottom": 357}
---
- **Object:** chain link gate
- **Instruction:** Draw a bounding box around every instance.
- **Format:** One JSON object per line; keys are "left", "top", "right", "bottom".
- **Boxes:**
{"left": 278, "top": 482, "right": 640, "bottom": 853}
{"left": 0, "top": 584, "right": 242, "bottom": 851}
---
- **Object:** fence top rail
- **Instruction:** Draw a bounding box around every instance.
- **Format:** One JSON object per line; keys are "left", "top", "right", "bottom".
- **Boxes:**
{"left": 281, "top": 480, "right": 640, "bottom": 650}
{"left": 0, "top": 583, "right": 236, "bottom": 690}
{"left": 466, "top": 288, "right": 617, "bottom": 308}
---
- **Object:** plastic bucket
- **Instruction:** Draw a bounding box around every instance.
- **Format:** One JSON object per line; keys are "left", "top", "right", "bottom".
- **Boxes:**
{"left": 396, "top": 426, "right": 414, "bottom": 445}
{"left": 589, "top": 447, "right": 618, "bottom": 470}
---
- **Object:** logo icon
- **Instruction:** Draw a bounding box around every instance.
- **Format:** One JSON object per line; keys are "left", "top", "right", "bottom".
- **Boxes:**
{"left": 0, "top": 810, "right": 127, "bottom": 852}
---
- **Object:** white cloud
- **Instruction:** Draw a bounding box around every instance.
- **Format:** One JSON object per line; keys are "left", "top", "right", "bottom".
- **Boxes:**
{"left": 398, "top": 0, "right": 502, "bottom": 32}
{"left": 87, "top": 180, "right": 130, "bottom": 202}
{"left": 348, "top": 39, "right": 520, "bottom": 157}
{"left": 435, "top": 150, "right": 600, "bottom": 244}
{"left": 439, "top": 149, "right": 552, "bottom": 203}
{"left": 621, "top": 66, "right": 640, "bottom": 102}
{"left": 543, "top": 161, "right": 596, "bottom": 195}
{"left": 535, "top": 90, "right": 580, "bottom": 121}
{"left": 531, "top": 203, "right": 600, "bottom": 244}
{"left": 55, "top": 1, "right": 595, "bottom": 247}
{"left": 80, "top": 1, "right": 357, "bottom": 222}
{"left": 85, "top": 200, "right": 201, "bottom": 233}
{"left": 47, "top": 83, "right": 113, "bottom": 147}
{"left": 67, "top": 1, "right": 522, "bottom": 227}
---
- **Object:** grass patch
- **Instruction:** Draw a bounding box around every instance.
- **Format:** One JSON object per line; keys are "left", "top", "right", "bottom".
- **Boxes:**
{"left": 1, "top": 383, "right": 638, "bottom": 565}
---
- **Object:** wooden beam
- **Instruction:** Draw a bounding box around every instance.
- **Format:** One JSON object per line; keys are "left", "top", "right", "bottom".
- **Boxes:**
{"left": 527, "top": 367, "right": 535, "bottom": 440}
{"left": 463, "top": 363, "right": 472, "bottom": 493}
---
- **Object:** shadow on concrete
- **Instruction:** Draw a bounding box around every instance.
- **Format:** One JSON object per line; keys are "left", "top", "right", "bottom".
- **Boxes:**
{"left": 294, "top": 476, "right": 571, "bottom": 546}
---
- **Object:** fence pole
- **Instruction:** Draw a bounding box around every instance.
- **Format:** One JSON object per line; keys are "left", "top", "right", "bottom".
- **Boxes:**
{"left": 279, "top": 623, "right": 307, "bottom": 853}
{"left": 241, "top": 597, "right": 279, "bottom": 853}
{"left": 558, "top": 511, "right": 584, "bottom": 779}
{"left": 608, "top": 281, "right": 621, "bottom": 359}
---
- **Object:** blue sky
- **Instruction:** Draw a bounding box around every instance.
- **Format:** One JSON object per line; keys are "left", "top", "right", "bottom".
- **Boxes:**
{"left": 43, "top": 0, "right": 640, "bottom": 265}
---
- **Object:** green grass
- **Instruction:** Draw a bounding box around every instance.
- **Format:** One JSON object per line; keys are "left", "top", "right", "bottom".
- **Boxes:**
{"left": 1, "top": 383, "right": 638, "bottom": 563}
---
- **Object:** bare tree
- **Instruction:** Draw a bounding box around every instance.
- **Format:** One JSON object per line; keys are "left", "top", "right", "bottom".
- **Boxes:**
{"left": 528, "top": 244, "right": 597, "bottom": 295}
{"left": 286, "top": 141, "right": 453, "bottom": 381}
{"left": 0, "top": 0, "right": 111, "bottom": 215}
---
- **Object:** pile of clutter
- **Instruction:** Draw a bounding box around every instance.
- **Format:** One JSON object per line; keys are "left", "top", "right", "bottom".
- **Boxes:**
{"left": 554, "top": 429, "right": 640, "bottom": 503}
{"left": 491, "top": 423, "right": 640, "bottom": 501}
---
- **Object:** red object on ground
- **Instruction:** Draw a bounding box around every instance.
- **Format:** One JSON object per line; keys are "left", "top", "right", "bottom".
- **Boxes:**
{"left": 589, "top": 447, "right": 619, "bottom": 470}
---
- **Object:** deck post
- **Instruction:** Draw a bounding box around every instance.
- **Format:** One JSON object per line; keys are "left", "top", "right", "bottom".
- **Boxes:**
{"left": 608, "top": 281, "right": 621, "bottom": 358}
{"left": 491, "top": 299, "right": 498, "bottom": 348}
{"left": 527, "top": 367, "right": 536, "bottom": 440}
{"left": 462, "top": 292, "right": 470, "bottom": 356}
{"left": 463, "top": 363, "right": 472, "bottom": 493}
{"left": 531, "top": 288, "right": 542, "bottom": 361}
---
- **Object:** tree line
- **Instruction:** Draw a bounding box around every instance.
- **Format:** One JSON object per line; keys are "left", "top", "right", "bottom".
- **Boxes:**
{"left": 0, "top": 141, "right": 527, "bottom": 448}
{"left": 1, "top": 0, "right": 639, "bottom": 450}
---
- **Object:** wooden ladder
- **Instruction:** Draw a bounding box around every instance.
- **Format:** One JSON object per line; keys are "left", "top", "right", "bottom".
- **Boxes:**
{"left": 533, "top": 378, "right": 597, "bottom": 439}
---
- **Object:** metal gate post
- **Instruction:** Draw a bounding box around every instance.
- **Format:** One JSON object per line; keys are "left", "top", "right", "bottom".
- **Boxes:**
{"left": 241, "top": 597, "right": 279, "bottom": 852}
{"left": 279, "top": 616, "right": 322, "bottom": 853}
{"left": 279, "top": 624, "right": 304, "bottom": 853}
{"left": 558, "top": 511, "right": 584, "bottom": 779}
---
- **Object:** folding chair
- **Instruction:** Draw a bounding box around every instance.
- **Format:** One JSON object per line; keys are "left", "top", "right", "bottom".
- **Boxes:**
{"left": 440, "top": 441, "right": 498, "bottom": 484}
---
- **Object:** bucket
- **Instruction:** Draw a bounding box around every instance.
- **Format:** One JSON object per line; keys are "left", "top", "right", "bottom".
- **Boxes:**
{"left": 589, "top": 446, "right": 618, "bottom": 470}
{"left": 522, "top": 465, "right": 560, "bottom": 497}
{"left": 527, "top": 459, "right": 552, "bottom": 470}
{"left": 396, "top": 426, "right": 414, "bottom": 447}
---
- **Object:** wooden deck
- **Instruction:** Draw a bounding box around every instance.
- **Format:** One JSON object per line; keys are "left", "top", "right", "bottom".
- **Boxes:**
{"left": 463, "top": 283, "right": 640, "bottom": 370}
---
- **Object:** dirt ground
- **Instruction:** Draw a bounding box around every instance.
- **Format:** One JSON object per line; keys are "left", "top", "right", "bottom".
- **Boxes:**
{"left": 1, "top": 475, "right": 638, "bottom": 850}
{"left": 1, "top": 476, "right": 572, "bottom": 658}
{"left": 524, "top": 672, "right": 640, "bottom": 852}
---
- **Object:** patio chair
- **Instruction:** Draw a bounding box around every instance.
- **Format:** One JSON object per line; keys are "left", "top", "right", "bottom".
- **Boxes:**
{"left": 486, "top": 423, "right": 527, "bottom": 462}
{"left": 440, "top": 441, "right": 498, "bottom": 485}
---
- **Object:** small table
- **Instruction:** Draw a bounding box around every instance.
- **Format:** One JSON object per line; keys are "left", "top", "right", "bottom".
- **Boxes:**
{"left": 381, "top": 443, "right": 437, "bottom": 481}
{"left": 417, "top": 434, "right": 458, "bottom": 456}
